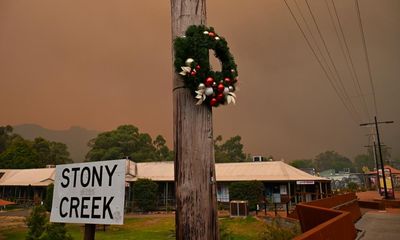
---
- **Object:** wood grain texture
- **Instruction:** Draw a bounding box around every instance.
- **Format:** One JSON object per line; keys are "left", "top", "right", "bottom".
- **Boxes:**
{"left": 84, "top": 224, "right": 96, "bottom": 240}
{"left": 171, "top": 0, "right": 219, "bottom": 239}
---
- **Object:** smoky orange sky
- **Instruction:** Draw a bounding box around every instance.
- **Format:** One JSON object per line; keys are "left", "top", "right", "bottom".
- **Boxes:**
{"left": 0, "top": 0, "right": 399, "bottom": 161}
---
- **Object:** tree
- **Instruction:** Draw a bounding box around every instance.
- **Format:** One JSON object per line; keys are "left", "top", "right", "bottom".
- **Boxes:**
{"left": 47, "top": 141, "right": 72, "bottom": 165}
{"left": 26, "top": 205, "right": 47, "bottom": 240}
{"left": 0, "top": 137, "right": 40, "bottom": 169}
{"left": 32, "top": 137, "right": 51, "bottom": 166}
{"left": 214, "top": 135, "right": 246, "bottom": 163}
{"left": 85, "top": 125, "right": 173, "bottom": 162}
{"left": 366, "top": 146, "right": 392, "bottom": 166}
{"left": 44, "top": 184, "right": 54, "bottom": 212}
{"left": 391, "top": 157, "right": 400, "bottom": 169}
{"left": 229, "top": 181, "right": 264, "bottom": 210}
{"left": 153, "top": 135, "right": 174, "bottom": 161}
{"left": 133, "top": 178, "right": 159, "bottom": 212}
{"left": 0, "top": 125, "right": 15, "bottom": 153}
{"left": 354, "top": 154, "right": 374, "bottom": 173}
{"left": 290, "top": 159, "right": 315, "bottom": 169}
{"left": 314, "top": 151, "right": 354, "bottom": 172}
{"left": 0, "top": 135, "right": 72, "bottom": 169}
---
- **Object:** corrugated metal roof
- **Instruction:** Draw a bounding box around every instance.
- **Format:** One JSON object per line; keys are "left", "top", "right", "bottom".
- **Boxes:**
{"left": 129, "top": 161, "right": 328, "bottom": 182}
{"left": 367, "top": 165, "right": 400, "bottom": 175}
{"left": 0, "top": 160, "right": 328, "bottom": 186}
{"left": 0, "top": 168, "right": 55, "bottom": 186}
{"left": 215, "top": 161, "right": 328, "bottom": 181}
{"left": 133, "top": 162, "right": 174, "bottom": 181}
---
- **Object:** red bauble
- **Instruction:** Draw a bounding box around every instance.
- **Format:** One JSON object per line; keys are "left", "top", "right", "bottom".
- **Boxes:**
{"left": 205, "top": 77, "right": 214, "bottom": 87}
{"left": 195, "top": 65, "right": 201, "bottom": 70}
{"left": 217, "top": 83, "right": 225, "bottom": 93}
{"left": 210, "top": 98, "right": 218, "bottom": 106}
{"left": 216, "top": 93, "right": 224, "bottom": 101}
{"left": 208, "top": 32, "right": 215, "bottom": 37}
{"left": 224, "top": 77, "right": 231, "bottom": 84}
{"left": 191, "top": 71, "right": 197, "bottom": 76}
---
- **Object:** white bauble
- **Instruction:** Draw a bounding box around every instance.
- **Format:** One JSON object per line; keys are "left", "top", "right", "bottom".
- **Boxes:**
{"left": 205, "top": 87, "right": 214, "bottom": 96}
{"left": 223, "top": 87, "right": 229, "bottom": 95}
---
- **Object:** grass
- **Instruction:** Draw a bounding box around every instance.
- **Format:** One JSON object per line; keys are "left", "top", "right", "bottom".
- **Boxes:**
{"left": 220, "top": 216, "right": 266, "bottom": 240}
{"left": 0, "top": 215, "right": 273, "bottom": 240}
{"left": 1, "top": 216, "right": 176, "bottom": 240}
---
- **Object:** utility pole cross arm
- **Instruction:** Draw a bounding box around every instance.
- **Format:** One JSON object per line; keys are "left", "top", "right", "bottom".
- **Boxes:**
{"left": 359, "top": 116, "right": 394, "bottom": 199}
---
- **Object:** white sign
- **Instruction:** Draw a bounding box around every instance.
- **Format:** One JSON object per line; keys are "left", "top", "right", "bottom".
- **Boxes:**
{"left": 296, "top": 180, "right": 315, "bottom": 185}
{"left": 50, "top": 159, "right": 126, "bottom": 225}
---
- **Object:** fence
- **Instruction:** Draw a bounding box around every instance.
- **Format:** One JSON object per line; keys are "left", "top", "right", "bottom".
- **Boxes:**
{"left": 293, "top": 205, "right": 356, "bottom": 240}
{"left": 289, "top": 193, "right": 361, "bottom": 240}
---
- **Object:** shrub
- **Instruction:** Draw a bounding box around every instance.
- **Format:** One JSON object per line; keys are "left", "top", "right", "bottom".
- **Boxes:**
{"left": 347, "top": 182, "right": 359, "bottom": 192}
{"left": 219, "top": 222, "right": 233, "bottom": 240}
{"left": 26, "top": 205, "right": 72, "bottom": 240}
{"left": 39, "top": 223, "right": 72, "bottom": 240}
{"left": 26, "top": 206, "right": 47, "bottom": 240}
{"left": 44, "top": 184, "right": 54, "bottom": 212}
{"left": 259, "top": 219, "right": 300, "bottom": 240}
{"left": 229, "top": 181, "right": 264, "bottom": 210}
{"left": 133, "top": 178, "right": 159, "bottom": 212}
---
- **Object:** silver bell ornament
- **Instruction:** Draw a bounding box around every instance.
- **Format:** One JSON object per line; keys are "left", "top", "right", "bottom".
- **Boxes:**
{"left": 198, "top": 83, "right": 206, "bottom": 90}
{"left": 185, "top": 58, "right": 194, "bottom": 66}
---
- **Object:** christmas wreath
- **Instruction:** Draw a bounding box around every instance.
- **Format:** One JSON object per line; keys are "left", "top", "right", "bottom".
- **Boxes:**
{"left": 174, "top": 25, "right": 238, "bottom": 107}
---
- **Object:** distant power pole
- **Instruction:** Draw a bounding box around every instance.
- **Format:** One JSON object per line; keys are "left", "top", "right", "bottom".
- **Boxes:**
{"left": 364, "top": 133, "right": 379, "bottom": 172}
{"left": 360, "top": 116, "right": 394, "bottom": 199}
{"left": 364, "top": 139, "right": 380, "bottom": 191}
{"left": 171, "top": 0, "right": 219, "bottom": 239}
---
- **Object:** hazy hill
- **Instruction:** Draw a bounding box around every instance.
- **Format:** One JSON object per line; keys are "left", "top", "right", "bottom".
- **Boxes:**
{"left": 13, "top": 124, "right": 98, "bottom": 162}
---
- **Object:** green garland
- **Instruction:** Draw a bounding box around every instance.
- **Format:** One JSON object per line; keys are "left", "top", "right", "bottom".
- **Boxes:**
{"left": 174, "top": 25, "right": 238, "bottom": 107}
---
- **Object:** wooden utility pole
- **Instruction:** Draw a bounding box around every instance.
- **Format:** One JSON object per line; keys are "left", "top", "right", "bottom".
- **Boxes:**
{"left": 171, "top": 0, "right": 219, "bottom": 239}
{"left": 360, "top": 116, "right": 394, "bottom": 199}
{"left": 364, "top": 140, "right": 380, "bottom": 192}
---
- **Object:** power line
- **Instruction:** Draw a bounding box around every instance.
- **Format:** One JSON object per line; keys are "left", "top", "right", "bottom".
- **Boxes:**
{"left": 304, "top": 0, "right": 362, "bottom": 122}
{"left": 293, "top": 0, "right": 358, "bottom": 119}
{"left": 355, "top": 0, "right": 378, "bottom": 116}
{"left": 360, "top": 117, "right": 394, "bottom": 199}
{"left": 327, "top": 0, "right": 371, "bottom": 121}
{"left": 283, "top": 0, "right": 360, "bottom": 123}
{"left": 293, "top": 0, "right": 333, "bottom": 75}
{"left": 293, "top": 0, "right": 340, "bottom": 90}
